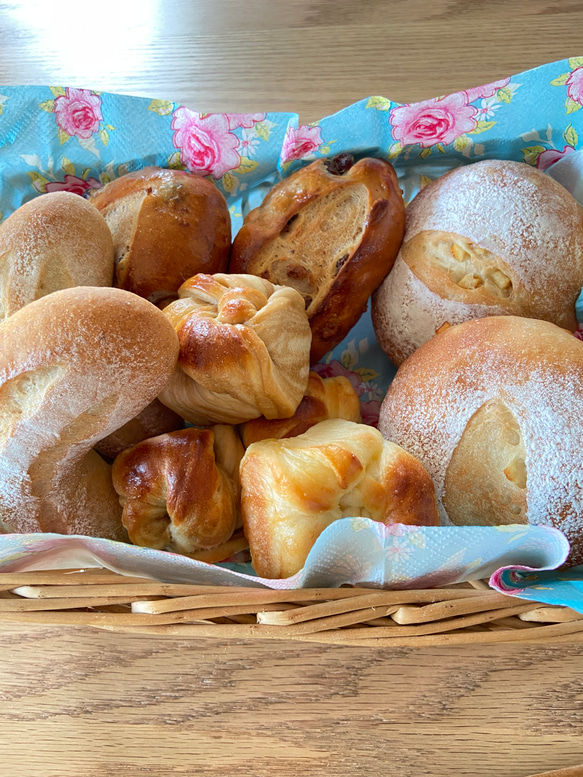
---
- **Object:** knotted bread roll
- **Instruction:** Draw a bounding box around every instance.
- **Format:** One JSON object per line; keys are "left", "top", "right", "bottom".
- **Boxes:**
{"left": 159, "top": 273, "right": 312, "bottom": 425}
{"left": 0, "top": 286, "right": 179, "bottom": 540}
{"left": 240, "top": 418, "right": 439, "bottom": 578}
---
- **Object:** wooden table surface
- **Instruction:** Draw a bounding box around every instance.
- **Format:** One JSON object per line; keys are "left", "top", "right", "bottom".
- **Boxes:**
{"left": 1, "top": 1, "right": 583, "bottom": 775}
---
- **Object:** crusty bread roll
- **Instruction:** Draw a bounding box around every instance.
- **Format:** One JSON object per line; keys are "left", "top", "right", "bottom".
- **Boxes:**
{"left": 0, "top": 286, "right": 179, "bottom": 540}
{"left": 372, "top": 159, "right": 583, "bottom": 365}
{"left": 240, "top": 418, "right": 439, "bottom": 578}
{"left": 379, "top": 316, "right": 583, "bottom": 563}
{"left": 88, "top": 166, "right": 231, "bottom": 306}
{"left": 112, "top": 426, "right": 244, "bottom": 554}
{"left": 230, "top": 154, "right": 405, "bottom": 363}
{"left": 159, "top": 273, "right": 312, "bottom": 425}
{"left": 239, "top": 371, "right": 361, "bottom": 447}
{"left": 94, "top": 399, "right": 184, "bottom": 460}
{"left": 0, "top": 191, "right": 114, "bottom": 323}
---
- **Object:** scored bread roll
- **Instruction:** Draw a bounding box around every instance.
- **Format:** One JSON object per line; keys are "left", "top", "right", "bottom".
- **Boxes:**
{"left": 372, "top": 159, "right": 583, "bottom": 365}
{"left": 89, "top": 166, "right": 231, "bottom": 307}
{"left": 240, "top": 418, "right": 439, "bottom": 578}
{"left": 0, "top": 192, "right": 114, "bottom": 323}
{"left": 0, "top": 286, "right": 179, "bottom": 540}
{"left": 230, "top": 154, "right": 405, "bottom": 363}
{"left": 379, "top": 316, "right": 583, "bottom": 563}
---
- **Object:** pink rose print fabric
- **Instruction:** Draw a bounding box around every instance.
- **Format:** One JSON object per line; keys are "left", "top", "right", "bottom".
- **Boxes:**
{"left": 54, "top": 88, "right": 103, "bottom": 139}
{"left": 171, "top": 108, "right": 241, "bottom": 178}
{"left": 281, "top": 124, "right": 323, "bottom": 163}
{"left": 226, "top": 113, "right": 266, "bottom": 129}
{"left": 390, "top": 92, "right": 477, "bottom": 148}
{"left": 567, "top": 67, "right": 583, "bottom": 106}
{"left": 45, "top": 174, "right": 102, "bottom": 195}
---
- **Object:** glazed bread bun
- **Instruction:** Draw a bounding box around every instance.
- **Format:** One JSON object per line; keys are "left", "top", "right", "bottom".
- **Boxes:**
{"left": 239, "top": 371, "right": 361, "bottom": 447}
{"left": 0, "top": 286, "right": 179, "bottom": 540}
{"left": 372, "top": 159, "right": 583, "bottom": 365}
{"left": 159, "top": 273, "right": 312, "bottom": 426}
{"left": 230, "top": 154, "right": 405, "bottom": 363}
{"left": 379, "top": 316, "right": 583, "bottom": 563}
{"left": 88, "top": 166, "right": 231, "bottom": 307}
{"left": 0, "top": 191, "right": 114, "bottom": 323}
{"left": 240, "top": 418, "right": 439, "bottom": 578}
{"left": 112, "top": 426, "right": 244, "bottom": 554}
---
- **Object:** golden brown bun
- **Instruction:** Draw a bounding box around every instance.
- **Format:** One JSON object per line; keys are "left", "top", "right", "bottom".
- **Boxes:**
{"left": 379, "top": 316, "right": 583, "bottom": 563}
{"left": 159, "top": 273, "right": 311, "bottom": 425}
{"left": 230, "top": 155, "right": 405, "bottom": 363}
{"left": 240, "top": 371, "right": 361, "bottom": 447}
{"left": 88, "top": 166, "right": 231, "bottom": 306}
{"left": 112, "top": 426, "right": 244, "bottom": 554}
{"left": 372, "top": 159, "right": 583, "bottom": 365}
{"left": 0, "top": 192, "right": 114, "bottom": 323}
{"left": 240, "top": 418, "right": 439, "bottom": 578}
{"left": 95, "top": 399, "right": 184, "bottom": 460}
{"left": 0, "top": 286, "right": 179, "bottom": 540}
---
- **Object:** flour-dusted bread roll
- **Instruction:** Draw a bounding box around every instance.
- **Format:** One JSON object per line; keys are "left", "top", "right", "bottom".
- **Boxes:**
{"left": 112, "top": 426, "right": 244, "bottom": 554}
{"left": 89, "top": 166, "right": 231, "bottom": 306}
{"left": 0, "top": 286, "right": 179, "bottom": 540}
{"left": 379, "top": 316, "right": 583, "bottom": 563}
{"left": 0, "top": 192, "right": 114, "bottom": 323}
{"left": 240, "top": 418, "right": 439, "bottom": 578}
{"left": 94, "top": 399, "right": 184, "bottom": 460}
{"left": 159, "top": 273, "right": 312, "bottom": 425}
{"left": 230, "top": 154, "right": 405, "bottom": 363}
{"left": 239, "top": 371, "right": 361, "bottom": 447}
{"left": 372, "top": 159, "right": 583, "bottom": 365}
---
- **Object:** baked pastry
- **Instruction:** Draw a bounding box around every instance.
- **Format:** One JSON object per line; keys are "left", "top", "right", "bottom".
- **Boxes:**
{"left": 372, "top": 159, "right": 583, "bottom": 365}
{"left": 0, "top": 286, "right": 179, "bottom": 540}
{"left": 159, "top": 273, "right": 312, "bottom": 425}
{"left": 240, "top": 371, "right": 361, "bottom": 447}
{"left": 230, "top": 154, "right": 406, "bottom": 363}
{"left": 240, "top": 418, "right": 439, "bottom": 578}
{"left": 112, "top": 426, "right": 244, "bottom": 554}
{"left": 379, "top": 315, "right": 583, "bottom": 563}
{"left": 88, "top": 166, "right": 231, "bottom": 307}
{"left": 95, "top": 399, "right": 184, "bottom": 460}
{"left": 0, "top": 191, "right": 114, "bottom": 323}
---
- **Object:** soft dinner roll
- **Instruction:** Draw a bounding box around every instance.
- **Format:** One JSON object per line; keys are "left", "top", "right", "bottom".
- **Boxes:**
{"left": 230, "top": 154, "right": 405, "bottom": 363}
{"left": 240, "top": 418, "right": 439, "bottom": 578}
{"left": 379, "top": 316, "right": 583, "bottom": 563}
{"left": 112, "top": 426, "right": 244, "bottom": 554}
{"left": 239, "top": 371, "right": 361, "bottom": 447}
{"left": 372, "top": 159, "right": 583, "bottom": 365}
{"left": 0, "top": 191, "right": 114, "bottom": 323}
{"left": 89, "top": 166, "right": 231, "bottom": 307}
{"left": 0, "top": 286, "right": 179, "bottom": 540}
{"left": 159, "top": 273, "right": 312, "bottom": 425}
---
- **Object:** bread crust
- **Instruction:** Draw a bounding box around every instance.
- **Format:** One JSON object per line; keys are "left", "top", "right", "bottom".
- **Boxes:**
{"left": 89, "top": 166, "right": 231, "bottom": 306}
{"left": 230, "top": 156, "right": 405, "bottom": 363}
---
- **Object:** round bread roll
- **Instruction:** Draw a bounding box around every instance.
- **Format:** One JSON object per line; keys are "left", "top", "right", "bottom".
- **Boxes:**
{"left": 0, "top": 191, "right": 114, "bottom": 323}
{"left": 88, "top": 166, "right": 231, "bottom": 307}
{"left": 372, "top": 159, "right": 583, "bottom": 365}
{"left": 379, "top": 316, "right": 583, "bottom": 563}
{"left": 0, "top": 286, "right": 179, "bottom": 540}
{"left": 230, "top": 154, "right": 405, "bottom": 363}
{"left": 159, "top": 273, "right": 311, "bottom": 426}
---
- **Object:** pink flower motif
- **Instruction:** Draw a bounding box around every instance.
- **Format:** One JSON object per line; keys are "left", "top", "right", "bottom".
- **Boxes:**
{"left": 390, "top": 93, "right": 478, "bottom": 148}
{"left": 226, "top": 113, "right": 266, "bottom": 130}
{"left": 281, "top": 124, "right": 323, "bottom": 164}
{"left": 567, "top": 67, "right": 583, "bottom": 105}
{"left": 575, "top": 327, "right": 583, "bottom": 342}
{"left": 463, "top": 77, "right": 510, "bottom": 103}
{"left": 171, "top": 108, "right": 241, "bottom": 179}
{"left": 360, "top": 399, "right": 381, "bottom": 427}
{"left": 535, "top": 144, "right": 575, "bottom": 171}
{"left": 53, "top": 88, "right": 103, "bottom": 139}
{"left": 383, "top": 524, "right": 420, "bottom": 538}
{"left": 45, "top": 174, "right": 102, "bottom": 196}
{"left": 311, "top": 360, "right": 365, "bottom": 397}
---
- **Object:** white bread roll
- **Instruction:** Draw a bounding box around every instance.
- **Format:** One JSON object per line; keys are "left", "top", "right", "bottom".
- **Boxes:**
{"left": 0, "top": 286, "right": 179, "bottom": 539}
{"left": 379, "top": 316, "right": 583, "bottom": 563}
{"left": 372, "top": 160, "right": 583, "bottom": 365}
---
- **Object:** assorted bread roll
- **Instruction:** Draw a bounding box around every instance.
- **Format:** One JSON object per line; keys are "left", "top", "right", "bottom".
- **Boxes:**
{"left": 379, "top": 316, "right": 583, "bottom": 563}
{"left": 95, "top": 399, "right": 184, "bottom": 461}
{"left": 372, "top": 159, "right": 583, "bottom": 365}
{"left": 230, "top": 154, "right": 406, "bottom": 363}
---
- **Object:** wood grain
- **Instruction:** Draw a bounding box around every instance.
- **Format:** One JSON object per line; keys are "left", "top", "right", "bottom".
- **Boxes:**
{"left": 0, "top": 2, "right": 583, "bottom": 775}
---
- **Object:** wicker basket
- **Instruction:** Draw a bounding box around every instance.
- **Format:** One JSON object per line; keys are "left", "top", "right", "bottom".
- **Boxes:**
{"left": 0, "top": 567, "right": 581, "bottom": 646}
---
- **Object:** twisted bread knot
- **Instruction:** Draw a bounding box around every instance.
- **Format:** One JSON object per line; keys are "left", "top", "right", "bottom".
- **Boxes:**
{"left": 216, "top": 286, "right": 268, "bottom": 325}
